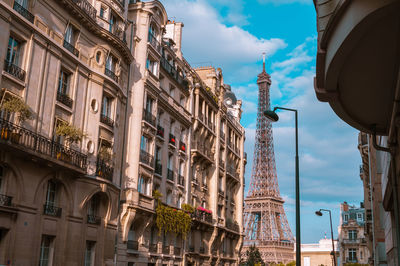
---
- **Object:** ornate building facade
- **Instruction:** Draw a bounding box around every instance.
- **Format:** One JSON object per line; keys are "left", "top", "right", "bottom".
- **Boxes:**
{"left": 0, "top": 0, "right": 245, "bottom": 265}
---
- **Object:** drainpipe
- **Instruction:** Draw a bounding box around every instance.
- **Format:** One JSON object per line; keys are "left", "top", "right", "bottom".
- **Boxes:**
{"left": 114, "top": 19, "right": 135, "bottom": 266}
{"left": 366, "top": 136, "right": 376, "bottom": 265}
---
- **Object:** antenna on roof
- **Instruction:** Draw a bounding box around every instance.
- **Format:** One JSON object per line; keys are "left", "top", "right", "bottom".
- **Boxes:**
{"left": 262, "top": 52, "right": 266, "bottom": 72}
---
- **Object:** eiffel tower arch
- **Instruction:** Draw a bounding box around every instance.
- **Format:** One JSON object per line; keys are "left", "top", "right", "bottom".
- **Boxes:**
{"left": 241, "top": 59, "right": 294, "bottom": 264}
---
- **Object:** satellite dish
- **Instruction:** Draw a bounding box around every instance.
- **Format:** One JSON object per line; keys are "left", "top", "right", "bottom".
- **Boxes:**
{"left": 223, "top": 91, "right": 237, "bottom": 107}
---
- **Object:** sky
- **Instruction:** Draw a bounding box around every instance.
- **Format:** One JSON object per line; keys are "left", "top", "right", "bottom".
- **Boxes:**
{"left": 162, "top": 0, "right": 363, "bottom": 243}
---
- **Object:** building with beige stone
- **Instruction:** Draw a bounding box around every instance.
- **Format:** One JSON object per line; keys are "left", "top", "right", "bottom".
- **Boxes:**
{"left": 300, "top": 238, "right": 339, "bottom": 266}
{"left": 0, "top": 0, "right": 245, "bottom": 265}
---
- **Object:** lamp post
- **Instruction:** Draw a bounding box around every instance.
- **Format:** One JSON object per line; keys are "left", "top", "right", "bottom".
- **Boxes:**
{"left": 315, "top": 209, "right": 337, "bottom": 266}
{"left": 264, "top": 107, "right": 300, "bottom": 266}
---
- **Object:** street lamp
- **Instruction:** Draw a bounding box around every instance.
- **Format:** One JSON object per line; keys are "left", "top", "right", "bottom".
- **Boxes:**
{"left": 263, "top": 107, "right": 300, "bottom": 266}
{"left": 315, "top": 209, "right": 337, "bottom": 266}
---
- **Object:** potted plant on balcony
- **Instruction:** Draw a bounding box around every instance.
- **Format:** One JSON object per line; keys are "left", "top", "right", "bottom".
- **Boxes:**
{"left": 0, "top": 96, "right": 33, "bottom": 143}
{"left": 55, "top": 121, "right": 87, "bottom": 162}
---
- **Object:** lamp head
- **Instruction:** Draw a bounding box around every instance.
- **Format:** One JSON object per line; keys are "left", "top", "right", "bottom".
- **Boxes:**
{"left": 263, "top": 109, "right": 279, "bottom": 122}
{"left": 315, "top": 210, "right": 323, "bottom": 216}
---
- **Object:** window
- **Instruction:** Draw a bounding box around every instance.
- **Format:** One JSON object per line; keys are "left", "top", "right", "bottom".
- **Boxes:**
{"left": 179, "top": 162, "right": 184, "bottom": 176}
{"left": 348, "top": 230, "right": 357, "bottom": 240}
{"left": 145, "top": 96, "right": 153, "bottom": 113}
{"left": 58, "top": 70, "right": 70, "bottom": 95}
{"left": 88, "top": 194, "right": 99, "bottom": 217}
{"left": 15, "top": 0, "right": 28, "bottom": 8}
{"left": 140, "top": 135, "right": 150, "bottom": 152}
{"left": 101, "top": 95, "right": 112, "bottom": 118}
{"left": 99, "top": 6, "right": 105, "bottom": 18}
{"left": 7, "top": 36, "right": 21, "bottom": 65}
{"left": 45, "top": 180, "right": 57, "bottom": 207}
{"left": 39, "top": 235, "right": 54, "bottom": 266}
{"left": 138, "top": 175, "right": 150, "bottom": 195}
{"left": 217, "top": 205, "right": 222, "bottom": 217}
{"left": 344, "top": 214, "right": 348, "bottom": 222}
{"left": 109, "top": 13, "right": 116, "bottom": 32}
{"left": 105, "top": 54, "right": 117, "bottom": 72}
{"left": 146, "top": 58, "right": 158, "bottom": 76}
{"left": 180, "top": 95, "right": 186, "bottom": 107}
{"left": 167, "top": 155, "right": 173, "bottom": 170}
{"left": 64, "top": 24, "right": 76, "bottom": 45}
{"left": 169, "top": 86, "right": 175, "bottom": 98}
{"left": 155, "top": 146, "right": 161, "bottom": 163}
{"left": 84, "top": 241, "right": 95, "bottom": 266}
{"left": 357, "top": 213, "right": 363, "bottom": 222}
{"left": 348, "top": 248, "right": 357, "bottom": 261}
{"left": 166, "top": 190, "right": 172, "bottom": 205}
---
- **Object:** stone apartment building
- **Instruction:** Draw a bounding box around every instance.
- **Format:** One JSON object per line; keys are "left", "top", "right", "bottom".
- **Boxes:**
{"left": 338, "top": 202, "right": 369, "bottom": 265}
{"left": 0, "top": 0, "right": 245, "bottom": 265}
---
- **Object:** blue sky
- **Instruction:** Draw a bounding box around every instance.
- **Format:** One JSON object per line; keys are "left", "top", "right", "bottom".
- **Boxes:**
{"left": 164, "top": 0, "right": 363, "bottom": 243}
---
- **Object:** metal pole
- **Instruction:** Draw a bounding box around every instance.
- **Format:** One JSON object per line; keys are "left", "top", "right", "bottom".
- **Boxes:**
{"left": 328, "top": 210, "right": 337, "bottom": 266}
{"left": 295, "top": 110, "right": 301, "bottom": 266}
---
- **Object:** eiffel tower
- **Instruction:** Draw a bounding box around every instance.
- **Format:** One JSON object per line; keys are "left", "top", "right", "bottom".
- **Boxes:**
{"left": 241, "top": 56, "right": 294, "bottom": 264}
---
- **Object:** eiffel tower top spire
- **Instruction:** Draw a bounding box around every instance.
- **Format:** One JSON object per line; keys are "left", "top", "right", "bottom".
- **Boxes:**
{"left": 258, "top": 52, "right": 271, "bottom": 84}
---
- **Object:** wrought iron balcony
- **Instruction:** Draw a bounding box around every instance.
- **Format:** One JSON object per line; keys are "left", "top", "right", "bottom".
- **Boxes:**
{"left": 149, "top": 243, "right": 158, "bottom": 253}
{"left": 109, "top": 26, "right": 126, "bottom": 42}
{"left": 142, "top": 109, "right": 156, "bottom": 127}
{"left": 4, "top": 60, "right": 26, "bottom": 81}
{"left": 169, "top": 134, "right": 176, "bottom": 146}
{"left": 167, "top": 169, "right": 174, "bottom": 181}
{"left": 160, "top": 57, "right": 189, "bottom": 90}
{"left": 156, "top": 125, "right": 164, "bottom": 138}
{"left": 139, "top": 150, "right": 154, "bottom": 167}
{"left": 178, "top": 174, "right": 184, "bottom": 186}
{"left": 148, "top": 31, "right": 161, "bottom": 53}
{"left": 192, "top": 209, "right": 213, "bottom": 224}
{"left": 13, "top": 1, "right": 34, "bottom": 23}
{"left": 105, "top": 68, "right": 118, "bottom": 83}
{"left": 174, "top": 247, "right": 181, "bottom": 256}
{"left": 155, "top": 162, "right": 162, "bottom": 176}
{"left": 0, "top": 118, "right": 87, "bottom": 171}
{"left": 43, "top": 203, "right": 62, "bottom": 217}
{"left": 0, "top": 194, "right": 12, "bottom": 206}
{"left": 63, "top": 40, "right": 79, "bottom": 57}
{"left": 162, "top": 245, "right": 170, "bottom": 254}
{"left": 71, "top": 0, "right": 97, "bottom": 20}
{"left": 87, "top": 214, "right": 101, "bottom": 224}
{"left": 96, "top": 157, "right": 113, "bottom": 181}
{"left": 57, "top": 91, "right": 73, "bottom": 108}
{"left": 127, "top": 240, "right": 139, "bottom": 251}
{"left": 100, "top": 114, "right": 114, "bottom": 127}
{"left": 179, "top": 141, "right": 186, "bottom": 152}
{"left": 227, "top": 164, "right": 239, "bottom": 180}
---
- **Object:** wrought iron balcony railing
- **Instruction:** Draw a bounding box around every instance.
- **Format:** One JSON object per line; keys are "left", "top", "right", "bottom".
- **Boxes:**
{"left": 167, "top": 169, "right": 174, "bottom": 181}
{"left": 127, "top": 240, "right": 139, "bottom": 251}
{"left": 13, "top": 1, "right": 34, "bottom": 23}
{"left": 87, "top": 214, "right": 101, "bottom": 224}
{"left": 57, "top": 91, "right": 73, "bottom": 108}
{"left": 179, "top": 141, "right": 186, "bottom": 152}
{"left": 105, "top": 68, "right": 118, "bottom": 83}
{"left": 96, "top": 157, "right": 113, "bottom": 181}
{"left": 169, "top": 134, "right": 176, "bottom": 146}
{"left": 142, "top": 109, "right": 156, "bottom": 126}
{"left": 71, "top": 0, "right": 97, "bottom": 20}
{"left": 162, "top": 245, "right": 170, "bottom": 254}
{"left": 156, "top": 125, "right": 164, "bottom": 138}
{"left": 140, "top": 150, "right": 154, "bottom": 167}
{"left": 155, "top": 162, "right": 162, "bottom": 176}
{"left": 0, "top": 194, "right": 12, "bottom": 206}
{"left": 160, "top": 57, "right": 189, "bottom": 90}
{"left": 149, "top": 243, "right": 158, "bottom": 253}
{"left": 148, "top": 31, "right": 161, "bottom": 53}
{"left": 0, "top": 118, "right": 87, "bottom": 171}
{"left": 174, "top": 247, "right": 181, "bottom": 256}
{"left": 43, "top": 203, "right": 62, "bottom": 217}
{"left": 100, "top": 114, "right": 114, "bottom": 127}
{"left": 63, "top": 40, "right": 79, "bottom": 57}
{"left": 4, "top": 60, "right": 26, "bottom": 81}
{"left": 192, "top": 209, "right": 213, "bottom": 223}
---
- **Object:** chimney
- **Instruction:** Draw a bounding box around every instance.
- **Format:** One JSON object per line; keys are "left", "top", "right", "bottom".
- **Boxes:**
{"left": 343, "top": 202, "right": 349, "bottom": 211}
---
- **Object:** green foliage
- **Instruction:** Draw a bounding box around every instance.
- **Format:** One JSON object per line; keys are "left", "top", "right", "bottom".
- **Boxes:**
{"left": 242, "top": 244, "right": 265, "bottom": 266}
{"left": 286, "top": 261, "right": 296, "bottom": 266}
{"left": 56, "top": 121, "right": 87, "bottom": 144}
{"left": 181, "top": 203, "right": 195, "bottom": 213}
{"left": 98, "top": 145, "right": 112, "bottom": 160}
{"left": 1, "top": 97, "right": 32, "bottom": 123}
{"left": 153, "top": 190, "right": 162, "bottom": 201}
{"left": 344, "top": 264, "right": 369, "bottom": 266}
{"left": 155, "top": 202, "right": 191, "bottom": 237}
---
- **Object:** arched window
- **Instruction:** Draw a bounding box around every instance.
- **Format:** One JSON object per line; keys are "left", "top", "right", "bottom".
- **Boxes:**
{"left": 43, "top": 180, "right": 61, "bottom": 217}
{"left": 87, "top": 194, "right": 101, "bottom": 224}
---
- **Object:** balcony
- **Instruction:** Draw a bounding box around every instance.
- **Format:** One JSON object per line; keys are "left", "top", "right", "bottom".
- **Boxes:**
{"left": 191, "top": 141, "right": 214, "bottom": 163}
{"left": 127, "top": 240, "right": 139, "bottom": 251}
{"left": 174, "top": 247, "right": 181, "bottom": 256}
{"left": 109, "top": 26, "right": 126, "bottom": 43}
{"left": 43, "top": 203, "right": 62, "bottom": 217}
{"left": 192, "top": 209, "right": 213, "bottom": 224}
{"left": 4, "top": 60, "right": 26, "bottom": 82}
{"left": 0, "top": 194, "right": 12, "bottom": 206}
{"left": 142, "top": 109, "right": 156, "bottom": 127}
{"left": 167, "top": 169, "right": 174, "bottom": 182}
{"left": 149, "top": 243, "right": 158, "bottom": 253}
{"left": 57, "top": 91, "right": 73, "bottom": 108}
{"left": 100, "top": 114, "right": 114, "bottom": 128}
{"left": 226, "top": 219, "right": 240, "bottom": 232}
{"left": 227, "top": 164, "right": 239, "bottom": 182}
{"left": 71, "top": 0, "right": 97, "bottom": 20}
{"left": 87, "top": 214, "right": 101, "bottom": 225}
{"left": 139, "top": 150, "right": 154, "bottom": 168}
{"left": 0, "top": 118, "right": 87, "bottom": 172}
{"left": 105, "top": 68, "right": 118, "bottom": 83}
{"left": 160, "top": 57, "right": 189, "bottom": 90}
{"left": 13, "top": 1, "right": 34, "bottom": 23}
{"left": 155, "top": 162, "right": 162, "bottom": 176}
{"left": 178, "top": 174, "right": 184, "bottom": 186}
{"left": 346, "top": 257, "right": 358, "bottom": 263}
{"left": 96, "top": 157, "right": 113, "bottom": 181}
{"left": 169, "top": 134, "right": 176, "bottom": 146}
{"left": 148, "top": 31, "right": 161, "bottom": 53}
{"left": 63, "top": 40, "right": 79, "bottom": 57}
{"left": 156, "top": 125, "right": 164, "bottom": 138}
{"left": 162, "top": 245, "right": 170, "bottom": 255}
{"left": 179, "top": 141, "right": 186, "bottom": 152}
{"left": 343, "top": 238, "right": 362, "bottom": 244}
